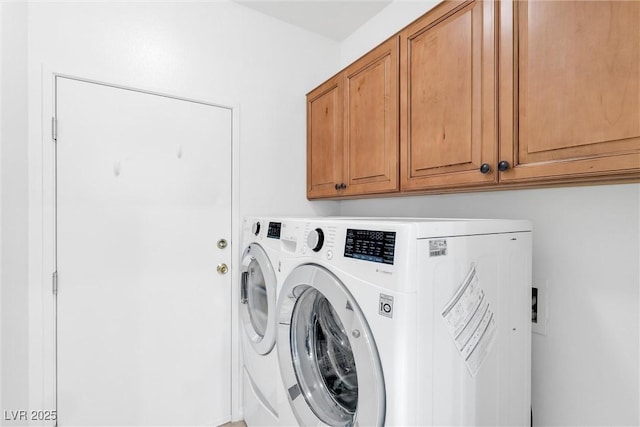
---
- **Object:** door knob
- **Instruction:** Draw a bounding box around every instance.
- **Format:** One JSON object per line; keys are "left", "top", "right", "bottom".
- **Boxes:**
{"left": 217, "top": 263, "right": 229, "bottom": 275}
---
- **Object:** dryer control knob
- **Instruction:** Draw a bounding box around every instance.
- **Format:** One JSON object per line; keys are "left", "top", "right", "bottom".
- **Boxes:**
{"left": 307, "top": 228, "right": 325, "bottom": 252}
{"left": 251, "top": 221, "right": 261, "bottom": 236}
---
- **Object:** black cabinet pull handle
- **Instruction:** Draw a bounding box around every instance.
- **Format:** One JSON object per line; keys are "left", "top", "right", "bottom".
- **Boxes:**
{"left": 339, "top": 183, "right": 347, "bottom": 190}
{"left": 480, "top": 163, "right": 491, "bottom": 174}
{"left": 498, "top": 160, "right": 510, "bottom": 172}
{"left": 334, "top": 184, "right": 340, "bottom": 190}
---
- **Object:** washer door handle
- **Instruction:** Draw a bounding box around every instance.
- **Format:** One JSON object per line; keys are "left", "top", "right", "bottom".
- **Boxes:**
{"left": 240, "top": 271, "right": 248, "bottom": 304}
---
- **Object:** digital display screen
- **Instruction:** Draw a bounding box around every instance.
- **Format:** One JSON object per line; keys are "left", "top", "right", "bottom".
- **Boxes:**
{"left": 344, "top": 228, "right": 396, "bottom": 265}
{"left": 267, "top": 222, "right": 281, "bottom": 239}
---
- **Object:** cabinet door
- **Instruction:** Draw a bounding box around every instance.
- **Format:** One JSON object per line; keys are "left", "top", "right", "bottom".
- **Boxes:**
{"left": 499, "top": 0, "right": 640, "bottom": 183}
{"left": 307, "top": 75, "right": 344, "bottom": 199}
{"left": 400, "top": 0, "right": 497, "bottom": 192}
{"left": 343, "top": 37, "right": 399, "bottom": 196}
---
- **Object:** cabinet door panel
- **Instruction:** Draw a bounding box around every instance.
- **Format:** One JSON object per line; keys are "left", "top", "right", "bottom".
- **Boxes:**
{"left": 344, "top": 37, "right": 399, "bottom": 195}
{"left": 401, "top": 0, "right": 496, "bottom": 191}
{"left": 307, "top": 76, "right": 343, "bottom": 198}
{"left": 500, "top": 0, "right": 640, "bottom": 182}
{"left": 410, "top": 7, "right": 473, "bottom": 171}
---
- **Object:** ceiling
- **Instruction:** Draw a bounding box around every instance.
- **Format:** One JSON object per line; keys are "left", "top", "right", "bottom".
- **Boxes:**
{"left": 234, "top": 1, "right": 392, "bottom": 41}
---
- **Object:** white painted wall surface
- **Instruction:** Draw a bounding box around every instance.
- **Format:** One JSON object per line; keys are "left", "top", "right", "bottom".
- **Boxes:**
{"left": 0, "top": 4, "right": 3, "bottom": 420}
{"left": 340, "top": 4, "right": 639, "bottom": 424}
{"left": 339, "top": 0, "right": 438, "bottom": 67}
{"left": 27, "top": 1, "right": 339, "bottom": 219}
{"left": 1, "top": 1, "right": 29, "bottom": 424}
{"left": 21, "top": 1, "right": 340, "bottom": 421}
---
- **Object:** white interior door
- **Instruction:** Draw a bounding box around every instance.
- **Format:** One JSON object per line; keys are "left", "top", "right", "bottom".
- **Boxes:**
{"left": 55, "top": 77, "right": 232, "bottom": 426}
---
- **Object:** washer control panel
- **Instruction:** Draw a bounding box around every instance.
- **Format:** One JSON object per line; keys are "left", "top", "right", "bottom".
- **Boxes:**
{"left": 267, "top": 222, "right": 282, "bottom": 239}
{"left": 344, "top": 228, "right": 396, "bottom": 265}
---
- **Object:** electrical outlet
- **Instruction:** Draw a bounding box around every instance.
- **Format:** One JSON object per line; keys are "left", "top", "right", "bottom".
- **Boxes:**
{"left": 532, "top": 279, "right": 548, "bottom": 335}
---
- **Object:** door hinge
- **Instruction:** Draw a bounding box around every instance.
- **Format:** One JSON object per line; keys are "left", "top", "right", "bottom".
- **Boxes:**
{"left": 51, "top": 116, "right": 57, "bottom": 142}
{"left": 52, "top": 271, "right": 58, "bottom": 295}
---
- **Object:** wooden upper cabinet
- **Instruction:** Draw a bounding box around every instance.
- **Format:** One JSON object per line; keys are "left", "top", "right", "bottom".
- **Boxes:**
{"left": 307, "top": 37, "right": 399, "bottom": 199}
{"left": 308, "top": 0, "right": 639, "bottom": 199}
{"left": 343, "top": 37, "right": 399, "bottom": 196}
{"left": 499, "top": 0, "right": 640, "bottom": 183}
{"left": 400, "top": 0, "right": 497, "bottom": 191}
{"left": 307, "top": 75, "right": 343, "bottom": 198}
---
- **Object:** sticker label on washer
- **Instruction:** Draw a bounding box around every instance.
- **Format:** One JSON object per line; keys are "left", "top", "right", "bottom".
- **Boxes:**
{"left": 429, "top": 239, "right": 448, "bottom": 257}
{"left": 441, "top": 264, "right": 496, "bottom": 377}
{"left": 379, "top": 294, "right": 394, "bottom": 318}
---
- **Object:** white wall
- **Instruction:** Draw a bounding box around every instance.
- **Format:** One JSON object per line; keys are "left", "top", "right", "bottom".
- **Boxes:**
{"left": 27, "top": 0, "right": 339, "bottom": 219}
{"left": 1, "top": 1, "right": 29, "bottom": 423}
{"left": 19, "top": 0, "right": 340, "bottom": 421}
{"left": 0, "top": 4, "right": 3, "bottom": 420}
{"left": 339, "top": 2, "right": 640, "bottom": 425}
{"left": 0, "top": 4, "right": 3, "bottom": 418}
{"left": 339, "top": 0, "right": 438, "bottom": 66}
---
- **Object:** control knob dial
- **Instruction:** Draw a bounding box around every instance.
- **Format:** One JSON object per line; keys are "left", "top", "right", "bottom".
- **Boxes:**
{"left": 251, "top": 221, "right": 261, "bottom": 236}
{"left": 307, "top": 228, "right": 325, "bottom": 252}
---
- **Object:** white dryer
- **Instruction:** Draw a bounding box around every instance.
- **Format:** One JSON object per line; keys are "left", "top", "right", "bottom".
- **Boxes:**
{"left": 240, "top": 217, "right": 279, "bottom": 426}
{"left": 276, "top": 218, "right": 532, "bottom": 426}
{"left": 240, "top": 217, "right": 303, "bottom": 426}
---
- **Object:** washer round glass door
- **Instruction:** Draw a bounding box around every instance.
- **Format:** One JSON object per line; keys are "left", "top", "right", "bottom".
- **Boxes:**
{"left": 240, "top": 243, "right": 277, "bottom": 355}
{"left": 277, "top": 264, "right": 385, "bottom": 426}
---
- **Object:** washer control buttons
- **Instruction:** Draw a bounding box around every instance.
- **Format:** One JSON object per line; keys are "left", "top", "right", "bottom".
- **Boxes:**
{"left": 326, "top": 250, "right": 333, "bottom": 260}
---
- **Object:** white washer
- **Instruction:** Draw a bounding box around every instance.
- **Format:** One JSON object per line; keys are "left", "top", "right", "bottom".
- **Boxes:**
{"left": 240, "top": 217, "right": 303, "bottom": 426}
{"left": 276, "top": 217, "right": 532, "bottom": 426}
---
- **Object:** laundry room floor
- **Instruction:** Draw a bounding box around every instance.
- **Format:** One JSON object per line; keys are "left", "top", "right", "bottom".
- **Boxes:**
{"left": 219, "top": 421, "right": 247, "bottom": 427}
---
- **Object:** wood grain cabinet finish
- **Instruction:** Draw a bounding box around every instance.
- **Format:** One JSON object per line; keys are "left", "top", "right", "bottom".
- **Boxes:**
{"left": 343, "top": 37, "right": 399, "bottom": 196}
{"left": 499, "top": 0, "right": 640, "bottom": 183}
{"left": 307, "top": 37, "right": 399, "bottom": 199}
{"left": 307, "top": 75, "right": 344, "bottom": 198}
{"left": 307, "top": 0, "right": 639, "bottom": 199}
{"left": 401, "top": 0, "right": 497, "bottom": 191}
